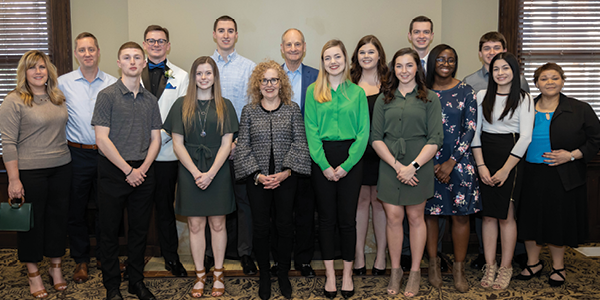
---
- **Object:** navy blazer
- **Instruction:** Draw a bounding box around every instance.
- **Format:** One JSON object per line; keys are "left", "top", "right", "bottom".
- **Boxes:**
{"left": 283, "top": 63, "right": 319, "bottom": 115}
{"left": 534, "top": 93, "right": 600, "bottom": 190}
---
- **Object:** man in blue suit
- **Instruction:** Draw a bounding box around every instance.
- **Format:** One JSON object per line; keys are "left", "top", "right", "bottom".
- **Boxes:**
{"left": 270, "top": 28, "right": 319, "bottom": 278}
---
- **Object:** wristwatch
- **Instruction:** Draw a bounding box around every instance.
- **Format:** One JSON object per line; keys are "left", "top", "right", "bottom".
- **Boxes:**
{"left": 411, "top": 161, "right": 421, "bottom": 171}
{"left": 570, "top": 152, "right": 575, "bottom": 162}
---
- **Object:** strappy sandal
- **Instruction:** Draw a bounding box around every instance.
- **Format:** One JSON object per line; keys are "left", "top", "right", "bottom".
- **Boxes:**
{"left": 48, "top": 263, "right": 67, "bottom": 291}
{"left": 28, "top": 271, "right": 48, "bottom": 298}
{"left": 480, "top": 263, "right": 497, "bottom": 288}
{"left": 492, "top": 266, "right": 513, "bottom": 290}
{"left": 548, "top": 267, "right": 566, "bottom": 287}
{"left": 386, "top": 268, "right": 403, "bottom": 295}
{"left": 212, "top": 267, "right": 225, "bottom": 297}
{"left": 404, "top": 270, "right": 421, "bottom": 298}
{"left": 516, "top": 260, "right": 544, "bottom": 280}
{"left": 191, "top": 269, "right": 206, "bottom": 298}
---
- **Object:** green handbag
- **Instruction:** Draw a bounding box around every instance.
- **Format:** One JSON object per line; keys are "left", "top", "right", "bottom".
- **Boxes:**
{"left": 0, "top": 197, "right": 34, "bottom": 232}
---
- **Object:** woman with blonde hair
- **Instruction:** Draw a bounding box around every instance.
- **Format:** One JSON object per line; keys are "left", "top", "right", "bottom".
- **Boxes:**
{"left": 163, "top": 56, "right": 238, "bottom": 298}
{"left": 0, "top": 50, "right": 72, "bottom": 298}
{"left": 235, "top": 60, "right": 311, "bottom": 299}
{"left": 305, "top": 39, "right": 370, "bottom": 299}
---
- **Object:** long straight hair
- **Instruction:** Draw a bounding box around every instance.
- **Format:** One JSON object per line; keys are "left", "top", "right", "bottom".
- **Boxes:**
{"left": 482, "top": 52, "right": 526, "bottom": 123}
{"left": 313, "top": 39, "right": 350, "bottom": 103}
{"left": 12, "top": 50, "right": 64, "bottom": 106}
{"left": 182, "top": 56, "right": 227, "bottom": 134}
{"left": 383, "top": 48, "right": 428, "bottom": 104}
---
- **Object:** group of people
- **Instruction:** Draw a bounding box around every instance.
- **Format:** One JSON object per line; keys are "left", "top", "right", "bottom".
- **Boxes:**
{"left": 1, "top": 13, "right": 599, "bottom": 300}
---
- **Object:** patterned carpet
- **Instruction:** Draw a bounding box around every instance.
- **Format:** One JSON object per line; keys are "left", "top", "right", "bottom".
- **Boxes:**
{"left": 1, "top": 247, "right": 599, "bottom": 299}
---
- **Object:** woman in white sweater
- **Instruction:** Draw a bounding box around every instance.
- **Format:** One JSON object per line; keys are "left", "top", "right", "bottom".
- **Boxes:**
{"left": 471, "top": 52, "right": 534, "bottom": 290}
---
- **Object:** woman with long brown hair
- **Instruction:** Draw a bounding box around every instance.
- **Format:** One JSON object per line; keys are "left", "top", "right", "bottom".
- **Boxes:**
{"left": 163, "top": 56, "right": 238, "bottom": 298}
{"left": 0, "top": 50, "right": 72, "bottom": 298}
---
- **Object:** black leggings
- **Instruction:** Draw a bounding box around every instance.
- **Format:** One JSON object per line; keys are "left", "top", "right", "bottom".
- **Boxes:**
{"left": 312, "top": 140, "right": 363, "bottom": 261}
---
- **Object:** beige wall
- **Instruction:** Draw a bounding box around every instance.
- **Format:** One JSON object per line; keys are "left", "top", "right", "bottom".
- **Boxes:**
{"left": 71, "top": 0, "right": 498, "bottom": 80}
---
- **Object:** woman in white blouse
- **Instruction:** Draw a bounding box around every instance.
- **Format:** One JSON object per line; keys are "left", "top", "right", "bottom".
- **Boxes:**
{"left": 471, "top": 52, "right": 534, "bottom": 290}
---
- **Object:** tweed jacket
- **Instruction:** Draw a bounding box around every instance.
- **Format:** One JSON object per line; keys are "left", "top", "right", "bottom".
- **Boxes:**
{"left": 234, "top": 101, "right": 311, "bottom": 179}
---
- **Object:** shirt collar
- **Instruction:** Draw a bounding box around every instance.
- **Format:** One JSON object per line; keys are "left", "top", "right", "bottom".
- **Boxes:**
{"left": 213, "top": 49, "right": 238, "bottom": 63}
{"left": 115, "top": 78, "right": 145, "bottom": 96}
{"left": 283, "top": 63, "right": 302, "bottom": 75}
{"left": 75, "top": 67, "right": 106, "bottom": 82}
{"left": 481, "top": 65, "right": 489, "bottom": 77}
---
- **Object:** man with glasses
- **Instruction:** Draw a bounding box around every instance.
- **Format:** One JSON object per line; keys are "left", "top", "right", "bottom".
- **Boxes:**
{"left": 141, "top": 25, "right": 189, "bottom": 277}
{"left": 210, "top": 15, "right": 258, "bottom": 275}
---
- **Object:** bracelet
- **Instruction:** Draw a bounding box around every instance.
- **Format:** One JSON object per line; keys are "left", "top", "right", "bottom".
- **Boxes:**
{"left": 126, "top": 167, "right": 134, "bottom": 176}
{"left": 477, "top": 164, "right": 485, "bottom": 167}
{"left": 254, "top": 173, "right": 261, "bottom": 185}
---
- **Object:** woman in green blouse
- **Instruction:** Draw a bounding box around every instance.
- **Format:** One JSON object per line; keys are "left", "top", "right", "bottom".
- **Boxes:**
{"left": 304, "top": 39, "right": 370, "bottom": 299}
{"left": 371, "top": 48, "right": 443, "bottom": 297}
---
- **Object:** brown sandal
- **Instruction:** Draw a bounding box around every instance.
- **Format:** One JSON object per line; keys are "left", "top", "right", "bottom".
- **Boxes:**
{"left": 212, "top": 267, "right": 225, "bottom": 297}
{"left": 28, "top": 271, "right": 48, "bottom": 298}
{"left": 48, "top": 263, "right": 67, "bottom": 291}
{"left": 191, "top": 269, "right": 206, "bottom": 298}
{"left": 404, "top": 270, "right": 421, "bottom": 298}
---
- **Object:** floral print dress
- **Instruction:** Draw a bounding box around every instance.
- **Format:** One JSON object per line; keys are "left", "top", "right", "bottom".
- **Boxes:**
{"left": 425, "top": 81, "right": 481, "bottom": 216}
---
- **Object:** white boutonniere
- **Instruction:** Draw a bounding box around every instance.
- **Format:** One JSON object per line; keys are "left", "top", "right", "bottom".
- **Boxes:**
{"left": 164, "top": 69, "right": 174, "bottom": 79}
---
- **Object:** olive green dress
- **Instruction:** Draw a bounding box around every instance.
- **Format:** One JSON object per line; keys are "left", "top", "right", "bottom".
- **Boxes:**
{"left": 370, "top": 88, "right": 443, "bottom": 205}
{"left": 163, "top": 97, "right": 239, "bottom": 216}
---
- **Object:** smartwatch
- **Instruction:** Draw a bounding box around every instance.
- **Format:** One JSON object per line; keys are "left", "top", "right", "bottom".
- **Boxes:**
{"left": 411, "top": 161, "right": 421, "bottom": 171}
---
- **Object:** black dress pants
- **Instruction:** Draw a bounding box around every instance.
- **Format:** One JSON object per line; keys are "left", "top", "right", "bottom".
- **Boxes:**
{"left": 312, "top": 140, "right": 363, "bottom": 261}
{"left": 247, "top": 175, "right": 298, "bottom": 273}
{"left": 18, "top": 163, "right": 72, "bottom": 262}
{"left": 152, "top": 161, "right": 180, "bottom": 262}
{"left": 97, "top": 156, "right": 155, "bottom": 290}
{"left": 67, "top": 145, "right": 101, "bottom": 264}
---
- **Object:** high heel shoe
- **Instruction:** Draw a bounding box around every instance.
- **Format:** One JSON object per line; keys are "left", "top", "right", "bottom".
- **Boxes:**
{"left": 48, "top": 263, "right": 67, "bottom": 291}
{"left": 386, "top": 268, "right": 403, "bottom": 295}
{"left": 352, "top": 265, "right": 366, "bottom": 276}
{"left": 28, "top": 271, "right": 48, "bottom": 299}
{"left": 323, "top": 288, "right": 337, "bottom": 299}
{"left": 515, "top": 260, "right": 544, "bottom": 280}
{"left": 372, "top": 257, "right": 386, "bottom": 276}
{"left": 492, "top": 266, "right": 513, "bottom": 290}
{"left": 453, "top": 261, "right": 469, "bottom": 293}
{"left": 191, "top": 269, "right": 206, "bottom": 298}
{"left": 211, "top": 267, "right": 225, "bottom": 297}
{"left": 548, "top": 267, "right": 566, "bottom": 287}
{"left": 341, "top": 276, "right": 354, "bottom": 299}
{"left": 404, "top": 270, "right": 421, "bottom": 298}
{"left": 428, "top": 257, "right": 442, "bottom": 288}
{"left": 480, "top": 263, "right": 497, "bottom": 288}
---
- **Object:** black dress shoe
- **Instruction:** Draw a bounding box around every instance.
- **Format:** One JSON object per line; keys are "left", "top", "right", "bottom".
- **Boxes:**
{"left": 270, "top": 264, "right": 279, "bottom": 277}
{"left": 106, "top": 288, "right": 124, "bottom": 300}
{"left": 470, "top": 253, "right": 485, "bottom": 270}
{"left": 241, "top": 255, "right": 257, "bottom": 275}
{"left": 371, "top": 257, "right": 386, "bottom": 275}
{"left": 165, "top": 260, "right": 187, "bottom": 277}
{"left": 297, "top": 264, "right": 316, "bottom": 278}
{"left": 259, "top": 274, "right": 271, "bottom": 300}
{"left": 353, "top": 265, "right": 366, "bottom": 276}
{"left": 438, "top": 252, "right": 449, "bottom": 273}
{"left": 323, "top": 288, "right": 337, "bottom": 299}
{"left": 341, "top": 289, "right": 355, "bottom": 299}
{"left": 128, "top": 281, "right": 157, "bottom": 300}
{"left": 400, "top": 255, "right": 412, "bottom": 272}
{"left": 278, "top": 274, "right": 292, "bottom": 299}
{"left": 204, "top": 255, "right": 214, "bottom": 271}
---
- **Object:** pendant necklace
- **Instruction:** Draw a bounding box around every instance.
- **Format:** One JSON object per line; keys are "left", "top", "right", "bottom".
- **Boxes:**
{"left": 198, "top": 100, "right": 211, "bottom": 137}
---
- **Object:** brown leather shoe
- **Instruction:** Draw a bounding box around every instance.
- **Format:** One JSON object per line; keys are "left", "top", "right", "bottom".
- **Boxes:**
{"left": 73, "top": 263, "right": 89, "bottom": 283}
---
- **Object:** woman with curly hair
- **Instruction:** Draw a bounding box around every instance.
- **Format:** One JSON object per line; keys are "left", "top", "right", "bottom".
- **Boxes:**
{"left": 0, "top": 50, "right": 72, "bottom": 298}
{"left": 234, "top": 60, "right": 311, "bottom": 300}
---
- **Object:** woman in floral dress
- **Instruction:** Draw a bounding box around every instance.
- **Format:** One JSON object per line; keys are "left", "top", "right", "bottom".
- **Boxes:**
{"left": 424, "top": 44, "right": 481, "bottom": 293}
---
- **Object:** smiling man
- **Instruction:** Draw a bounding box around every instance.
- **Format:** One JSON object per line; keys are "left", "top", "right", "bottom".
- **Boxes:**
{"left": 408, "top": 16, "right": 435, "bottom": 74}
{"left": 141, "top": 24, "right": 189, "bottom": 278}
{"left": 209, "top": 15, "right": 258, "bottom": 275}
{"left": 58, "top": 32, "right": 118, "bottom": 284}
{"left": 92, "top": 42, "right": 162, "bottom": 300}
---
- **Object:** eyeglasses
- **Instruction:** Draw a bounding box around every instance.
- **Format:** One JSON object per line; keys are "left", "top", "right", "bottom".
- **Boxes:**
{"left": 145, "top": 39, "right": 168, "bottom": 46}
{"left": 435, "top": 58, "right": 456, "bottom": 65}
{"left": 261, "top": 78, "right": 280, "bottom": 86}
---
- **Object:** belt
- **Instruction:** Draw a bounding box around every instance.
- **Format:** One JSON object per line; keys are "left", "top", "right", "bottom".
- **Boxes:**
{"left": 68, "top": 141, "right": 98, "bottom": 150}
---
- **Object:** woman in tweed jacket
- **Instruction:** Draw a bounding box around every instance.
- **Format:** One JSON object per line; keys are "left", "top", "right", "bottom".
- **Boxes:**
{"left": 234, "top": 60, "right": 311, "bottom": 300}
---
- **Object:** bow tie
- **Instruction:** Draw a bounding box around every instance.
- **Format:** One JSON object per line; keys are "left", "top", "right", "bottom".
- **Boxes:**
{"left": 148, "top": 61, "right": 165, "bottom": 70}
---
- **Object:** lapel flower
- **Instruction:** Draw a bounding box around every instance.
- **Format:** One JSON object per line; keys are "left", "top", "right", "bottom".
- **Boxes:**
{"left": 164, "top": 69, "right": 174, "bottom": 79}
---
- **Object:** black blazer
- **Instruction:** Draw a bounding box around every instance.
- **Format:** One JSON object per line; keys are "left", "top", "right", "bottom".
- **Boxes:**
{"left": 537, "top": 93, "right": 600, "bottom": 190}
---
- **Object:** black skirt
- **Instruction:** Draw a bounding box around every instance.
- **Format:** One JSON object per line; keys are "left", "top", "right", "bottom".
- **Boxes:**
{"left": 517, "top": 162, "right": 588, "bottom": 247}
{"left": 480, "top": 132, "right": 525, "bottom": 220}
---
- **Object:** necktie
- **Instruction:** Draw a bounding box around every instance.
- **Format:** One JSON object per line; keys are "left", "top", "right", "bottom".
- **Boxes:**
{"left": 421, "top": 59, "right": 426, "bottom": 68}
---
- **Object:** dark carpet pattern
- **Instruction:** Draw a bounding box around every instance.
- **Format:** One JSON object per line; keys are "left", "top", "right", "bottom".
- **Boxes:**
{"left": 1, "top": 247, "right": 599, "bottom": 299}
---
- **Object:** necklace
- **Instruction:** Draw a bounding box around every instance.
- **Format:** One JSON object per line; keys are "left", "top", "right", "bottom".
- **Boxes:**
{"left": 197, "top": 100, "right": 211, "bottom": 137}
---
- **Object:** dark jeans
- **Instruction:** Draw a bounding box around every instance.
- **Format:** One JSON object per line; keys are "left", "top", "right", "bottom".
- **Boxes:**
{"left": 152, "top": 161, "right": 180, "bottom": 262}
{"left": 312, "top": 140, "right": 363, "bottom": 261}
{"left": 18, "top": 163, "right": 72, "bottom": 262}
{"left": 67, "top": 145, "right": 101, "bottom": 264}
{"left": 247, "top": 175, "right": 298, "bottom": 272}
{"left": 97, "top": 156, "right": 155, "bottom": 290}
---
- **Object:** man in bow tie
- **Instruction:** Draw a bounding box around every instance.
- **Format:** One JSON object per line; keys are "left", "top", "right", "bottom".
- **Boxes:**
{"left": 141, "top": 25, "right": 189, "bottom": 277}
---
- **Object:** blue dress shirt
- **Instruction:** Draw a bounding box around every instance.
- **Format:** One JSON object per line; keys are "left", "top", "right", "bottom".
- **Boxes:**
{"left": 283, "top": 63, "right": 302, "bottom": 107}
{"left": 211, "top": 49, "right": 256, "bottom": 120}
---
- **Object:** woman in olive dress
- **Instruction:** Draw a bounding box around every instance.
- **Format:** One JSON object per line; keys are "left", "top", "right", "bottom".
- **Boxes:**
{"left": 164, "top": 56, "right": 238, "bottom": 298}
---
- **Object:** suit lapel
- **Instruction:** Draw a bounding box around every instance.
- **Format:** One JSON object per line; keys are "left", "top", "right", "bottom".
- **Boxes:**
{"left": 141, "top": 66, "right": 151, "bottom": 92}
{"left": 156, "top": 65, "right": 169, "bottom": 100}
